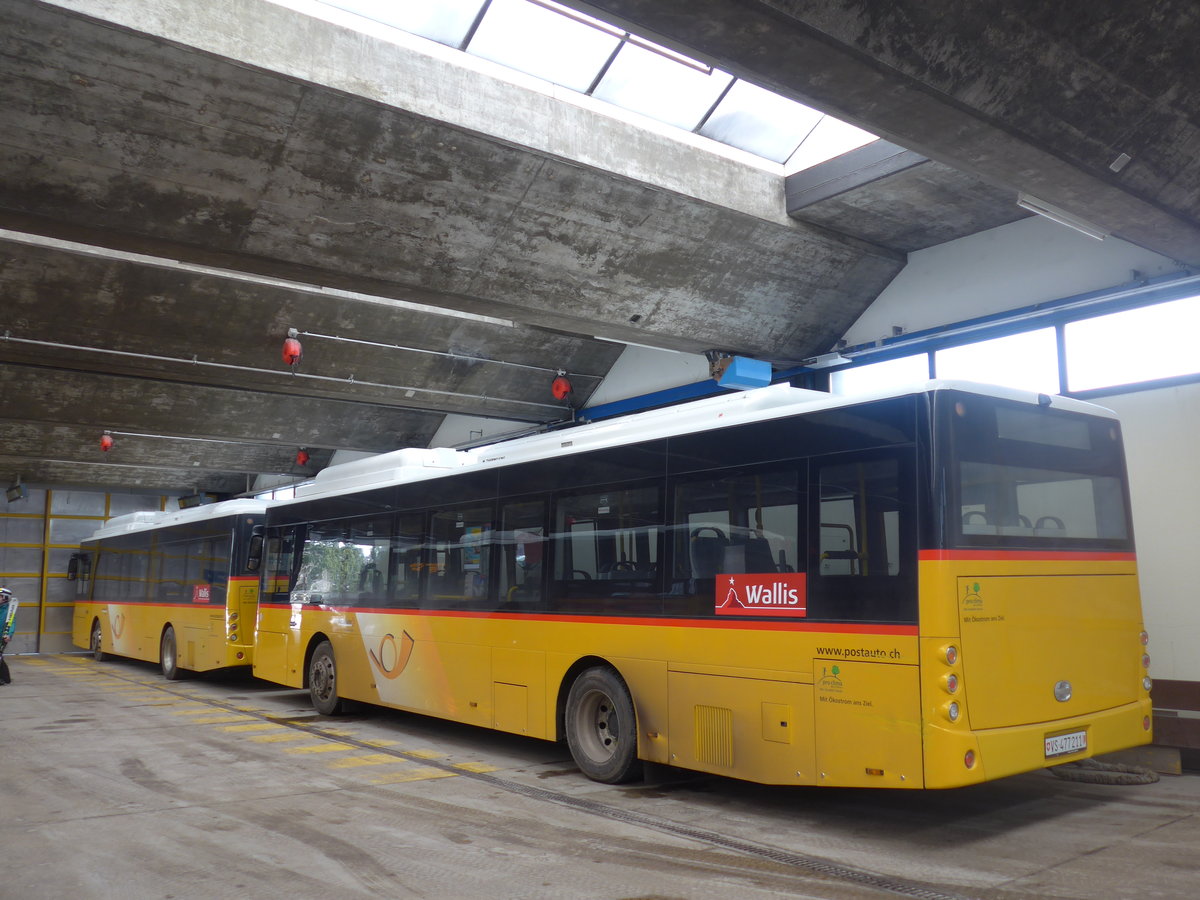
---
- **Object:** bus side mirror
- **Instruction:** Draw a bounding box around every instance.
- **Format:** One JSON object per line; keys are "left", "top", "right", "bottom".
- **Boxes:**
{"left": 67, "top": 554, "right": 80, "bottom": 582}
{"left": 67, "top": 553, "right": 90, "bottom": 582}
{"left": 246, "top": 526, "right": 265, "bottom": 573}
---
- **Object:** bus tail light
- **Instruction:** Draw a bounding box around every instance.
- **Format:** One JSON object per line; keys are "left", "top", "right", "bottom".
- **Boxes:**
{"left": 1143, "top": 716, "right": 1152, "bottom": 731}
{"left": 1140, "top": 630, "right": 1149, "bottom": 646}
{"left": 964, "top": 749, "right": 976, "bottom": 769}
{"left": 944, "top": 701, "right": 960, "bottom": 723}
{"left": 1143, "top": 676, "right": 1153, "bottom": 691}
{"left": 943, "top": 645, "right": 958, "bottom": 666}
{"left": 943, "top": 673, "right": 959, "bottom": 694}
{"left": 1142, "top": 653, "right": 1151, "bottom": 669}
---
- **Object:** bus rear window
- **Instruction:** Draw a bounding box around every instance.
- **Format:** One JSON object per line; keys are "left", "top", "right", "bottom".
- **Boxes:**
{"left": 959, "top": 462, "right": 1128, "bottom": 540}
{"left": 945, "top": 393, "right": 1132, "bottom": 549}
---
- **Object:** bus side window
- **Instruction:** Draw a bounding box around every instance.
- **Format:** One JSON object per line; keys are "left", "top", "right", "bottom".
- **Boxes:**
{"left": 670, "top": 468, "right": 801, "bottom": 614}
{"left": 499, "top": 499, "right": 547, "bottom": 611}
{"left": 424, "top": 506, "right": 494, "bottom": 611}
{"left": 810, "top": 452, "right": 917, "bottom": 624}
{"left": 817, "top": 457, "right": 903, "bottom": 578}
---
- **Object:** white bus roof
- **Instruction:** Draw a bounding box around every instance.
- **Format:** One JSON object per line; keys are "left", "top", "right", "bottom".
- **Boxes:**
{"left": 84, "top": 498, "right": 269, "bottom": 542}
{"left": 286, "top": 380, "right": 1118, "bottom": 504}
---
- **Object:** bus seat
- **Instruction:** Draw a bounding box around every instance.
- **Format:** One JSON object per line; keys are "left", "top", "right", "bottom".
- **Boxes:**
{"left": 741, "top": 536, "right": 776, "bottom": 573}
{"left": 690, "top": 527, "right": 728, "bottom": 578}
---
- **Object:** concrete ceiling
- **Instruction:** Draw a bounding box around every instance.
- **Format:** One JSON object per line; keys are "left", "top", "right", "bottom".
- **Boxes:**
{"left": 1, "top": 0, "right": 1198, "bottom": 495}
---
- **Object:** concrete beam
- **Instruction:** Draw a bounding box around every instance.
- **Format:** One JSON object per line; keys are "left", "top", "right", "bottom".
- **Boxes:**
{"left": 570, "top": 0, "right": 1200, "bottom": 264}
{"left": 2, "top": 1, "right": 904, "bottom": 365}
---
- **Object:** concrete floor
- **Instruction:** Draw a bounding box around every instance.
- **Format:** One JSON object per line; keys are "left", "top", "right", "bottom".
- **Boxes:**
{"left": 2, "top": 654, "right": 1198, "bottom": 900}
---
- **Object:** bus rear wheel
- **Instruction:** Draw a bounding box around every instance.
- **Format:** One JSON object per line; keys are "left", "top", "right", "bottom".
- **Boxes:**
{"left": 565, "top": 667, "right": 642, "bottom": 784}
{"left": 309, "top": 640, "right": 343, "bottom": 715}
{"left": 160, "top": 625, "right": 182, "bottom": 680}
{"left": 90, "top": 620, "right": 107, "bottom": 662}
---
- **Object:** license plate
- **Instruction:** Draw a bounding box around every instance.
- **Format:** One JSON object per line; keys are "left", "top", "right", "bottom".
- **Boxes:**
{"left": 1045, "top": 730, "right": 1087, "bottom": 758}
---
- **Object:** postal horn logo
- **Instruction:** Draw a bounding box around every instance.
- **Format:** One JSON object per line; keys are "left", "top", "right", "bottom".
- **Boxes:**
{"left": 111, "top": 611, "right": 125, "bottom": 638}
{"left": 369, "top": 631, "right": 415, "bottom": 680}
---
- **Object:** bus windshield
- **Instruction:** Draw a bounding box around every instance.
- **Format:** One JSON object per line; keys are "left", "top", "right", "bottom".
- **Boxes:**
{"left": 943, "top": 391, "right": 1132, "bottom": 549}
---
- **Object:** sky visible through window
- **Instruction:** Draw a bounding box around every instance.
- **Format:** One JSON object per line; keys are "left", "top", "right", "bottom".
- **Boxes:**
{"left": 321, "top": 0, "right": 876, "bottom": 169}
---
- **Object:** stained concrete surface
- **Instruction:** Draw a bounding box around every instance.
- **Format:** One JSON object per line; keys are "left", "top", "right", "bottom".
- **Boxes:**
{"left": 2, "top": 654, "right": 1198, "bottom": 899}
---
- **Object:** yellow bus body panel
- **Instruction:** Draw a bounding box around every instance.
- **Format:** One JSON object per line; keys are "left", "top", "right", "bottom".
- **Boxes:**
{"left": 918, "top": 555, "right": 1151, "bottom": 788}
{"left": 73, "top": 575, "right": 258, "bottom": 672}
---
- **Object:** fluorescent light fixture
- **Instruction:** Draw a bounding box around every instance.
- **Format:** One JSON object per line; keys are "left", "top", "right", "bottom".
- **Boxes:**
{"left": 802, "top": 352, "right": 852, "bottom": 369}
{"left": 1016, "top": 194, "right": 1107, "bottom": 241}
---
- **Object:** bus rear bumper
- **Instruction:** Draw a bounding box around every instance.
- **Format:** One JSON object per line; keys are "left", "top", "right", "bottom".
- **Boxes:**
{"left": 925, "top": 698, "right": 1152, "bottom": 789}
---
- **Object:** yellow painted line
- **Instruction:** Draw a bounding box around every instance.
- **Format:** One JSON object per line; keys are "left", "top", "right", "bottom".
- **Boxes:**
{"left": 221, "top": 723, "right": 284, "bottom": 733}
{"left": 453, "top": 761, "right": 500, "bottom": 774}
{"left": 284, "top": 743, "right": 352, "bottom": 755}
{"left": 359, "top": 739, "right": 398, "bottom": 748}
{"left": 189, "top": 715, "right": 256, "bottom": 725}
{"left": 404, "top": 749, "right": 443, "bottom": 760}
{"left": 328, "top": 754, "right": 402, "bottom": 769}
{"left": 169, "top": 708, "right": 220, "bottom": 717}
{"left": 250, "top": 732, "right": 309, "bottom": 743}
{"left": 370, "top": 767, "right": 458, "bottom": 784}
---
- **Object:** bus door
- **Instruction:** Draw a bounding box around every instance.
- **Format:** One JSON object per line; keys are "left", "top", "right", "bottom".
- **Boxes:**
{"left": 810, "top": 449, "right": 923, "bottom": 787}
{"left": 255, "top": 526, "right": 305, "bottom": 687}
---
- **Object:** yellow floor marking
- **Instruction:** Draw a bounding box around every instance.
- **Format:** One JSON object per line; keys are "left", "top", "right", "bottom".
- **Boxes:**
{"left": 328, "top": 754, "right": 402, "bottom": 769}
{"left": 189, "top": 715, "right": 257, "bottom": 725}
{"left": 359, "top": 739, "right": 398, "bottom": 748}
{"left": 250, "top": 732, "right": 309, "bottom": 743}
{"left": 284, "top": 743, "right": 352, "bottom": 755}
{"left": 221, "top": 723, "right": 283, "bottom": 733}
{"left": 453, "top": 761, "right": 500, "bottom": 773}
{"left": 370, "top": 767, "right": 458, "bottom": 784}
{"left": 404, "top": 749, "right": 443, "bottom": 760}
{"left": 170, "top": 708, "right": 221, "bottom": 716}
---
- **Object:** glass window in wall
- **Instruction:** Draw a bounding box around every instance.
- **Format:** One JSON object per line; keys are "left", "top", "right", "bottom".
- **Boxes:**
{"left": 831, "top": 354, "right": 929, "bottom": 396}
{"left": 935, "top": 328, "right": 1060, "bottom": 394}
{"left": 1065, "top": 294, "right": 1200, "bottom": 391}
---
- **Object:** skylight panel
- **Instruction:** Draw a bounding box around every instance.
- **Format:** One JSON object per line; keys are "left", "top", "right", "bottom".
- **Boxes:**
{"left": 326, "top": 0, "right": 486, "bottom": 47}
{"left": 592, "top": 41, "right": 734, "bottom": 131}
{"left": 787, "top": 116, "right": 878, "bottom": 172}
{"left": 699, "top": 79, "right": 824, "bottom": 164}
{"left": 466, "top": 0, "right": 622, "bottom": 93}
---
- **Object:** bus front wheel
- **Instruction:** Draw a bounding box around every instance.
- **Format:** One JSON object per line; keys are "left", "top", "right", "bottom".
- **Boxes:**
{"left": 90, "top": 620, "right": 107, "bottom": 662}
{"left": 309, "top": 640, "right": 343, "bottom": 715}
{"left": 565, "top": 667, "right": 642, "bottom": 784}
{"left": 160, "top": 626, "right": 182, "bottom": 680}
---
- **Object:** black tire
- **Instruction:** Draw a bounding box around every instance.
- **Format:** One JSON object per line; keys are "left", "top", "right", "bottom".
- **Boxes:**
{"left": 565, "top": 667, "right": 642, "bottom": 784}
{"left": 160, "top": 625, "right": 182, "bottom": 680}
{"left": 90, "top": 619, "right": 107, "bottom": 662}
{"left": 309, "top": 640, "right": 343, "bottom": 715}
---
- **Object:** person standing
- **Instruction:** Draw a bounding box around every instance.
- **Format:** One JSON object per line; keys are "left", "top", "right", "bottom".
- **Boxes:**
{"left": 0, "top": 587, "right": 17, "bottom": 685}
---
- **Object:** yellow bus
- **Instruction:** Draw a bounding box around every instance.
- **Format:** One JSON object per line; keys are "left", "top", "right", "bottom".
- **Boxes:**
{"left": 253, "top": 381, "right": 1151, "bottom": 787}
{"left": 72, "top": 499, "right": 267, "bottom": 679}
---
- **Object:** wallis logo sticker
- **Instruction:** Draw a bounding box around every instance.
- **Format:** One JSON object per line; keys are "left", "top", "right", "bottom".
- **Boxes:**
{"left": 716, "top": 573, "right": 808, "bottom": 617}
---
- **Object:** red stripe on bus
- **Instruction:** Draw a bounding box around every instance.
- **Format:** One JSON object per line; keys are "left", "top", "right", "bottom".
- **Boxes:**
{"left": 257, "top": 603, "right": 917, "bottom": 635}
{"left": 919, "top": 550, "right": 1137, "bottom": 562}
{"left": 229, "top": 575, "right": 259, "bottom": 582}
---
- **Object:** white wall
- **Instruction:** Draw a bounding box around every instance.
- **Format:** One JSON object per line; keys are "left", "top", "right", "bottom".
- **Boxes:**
{"left": 1100, "top": 385, "right": 1200, "bottom": 683}
{"left": 843, "top": 216, "right": 1179, "bottom": 347}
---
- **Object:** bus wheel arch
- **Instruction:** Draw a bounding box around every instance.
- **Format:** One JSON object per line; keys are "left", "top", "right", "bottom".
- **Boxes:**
{"left": 306, "top": 635, "right": 343, "bottom": 716}
{"left": 159, "top": 624, "right": 183, "bottom": 680}
{"left": 561, "top": 660, "right": 643, "bottom": 784}
{"left": 90, "top": 618, "right": 107, "bottom": 662}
